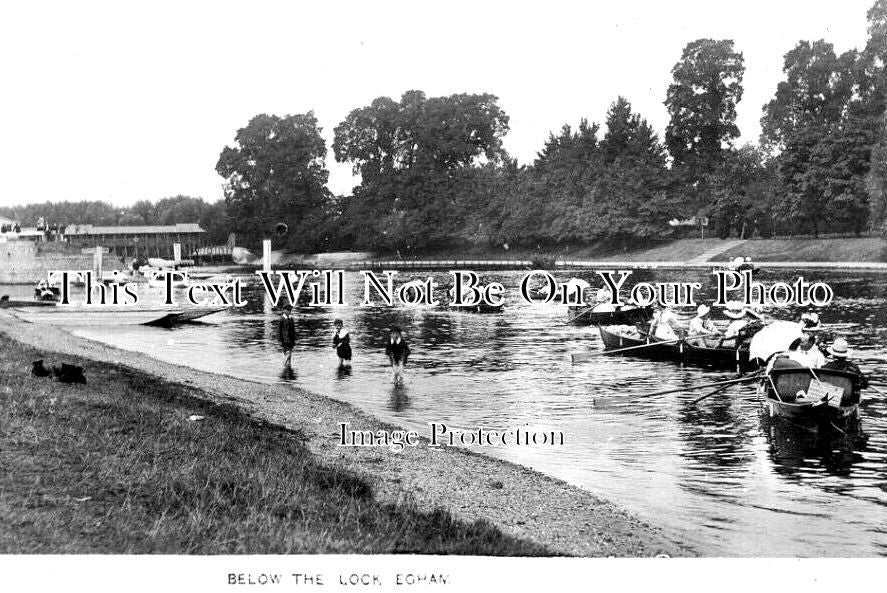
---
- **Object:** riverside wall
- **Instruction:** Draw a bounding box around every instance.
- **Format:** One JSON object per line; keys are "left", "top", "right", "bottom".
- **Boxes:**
{"left": 0, "top": 241, "right": 125, "bottom": 284}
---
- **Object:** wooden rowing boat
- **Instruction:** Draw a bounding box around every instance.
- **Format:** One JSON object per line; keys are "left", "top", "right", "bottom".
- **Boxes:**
{"left": 758, "top": 365, "right": 861, "bottom": 430}
{"left": 568, "top": 305, "right": 653, "bottom": 326}
{"left": 1, "top": 298, "right": 56, "bottom": 308}
{"left": 598, "top": 326, "right": 755, "bottom": 371}
{"left": 5, "top": 306, "right": 180, "bottom": 326}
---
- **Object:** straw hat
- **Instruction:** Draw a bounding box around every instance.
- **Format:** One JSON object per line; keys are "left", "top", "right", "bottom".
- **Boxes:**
{"left": 723, "top": 301, "right": 747, "bottom": 319}
{"left": 827, "top": 338, "right": 849, "bottom": 358}
{"left": 800, "top": 312, "right": 822, "bottom": 332}
{"left": 696, "top": 304, "right": 711, "bottom": 317}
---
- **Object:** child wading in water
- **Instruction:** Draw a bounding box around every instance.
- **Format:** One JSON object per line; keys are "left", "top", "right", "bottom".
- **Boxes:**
{"left": 332, "top": 319, "right": 352, "bottom": 367}
{"left": 385, "top": 325, "right": 410, "bottom": 384}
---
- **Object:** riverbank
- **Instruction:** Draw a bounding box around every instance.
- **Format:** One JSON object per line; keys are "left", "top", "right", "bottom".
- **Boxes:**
{"left": 302, "top": 237, "right": 887, "bottom": 267}
{"left": 0, "top": 312, "right": 684, "bottom": 556}
{"left": 273, "top": 237, "right": 886, "bottom": 271}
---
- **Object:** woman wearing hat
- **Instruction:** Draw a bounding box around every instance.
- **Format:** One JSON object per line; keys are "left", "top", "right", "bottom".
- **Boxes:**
{"left": 718, "top": 301, "right": 749, "bottom": 348}
{"left": 688, "top": 304, "right": 720, "bottom": 347}
{"left": 796, "top": 312, "right": 826, "bottom": 367}
{"left": 651, "top": 306, "right": 682, "bottom": 341}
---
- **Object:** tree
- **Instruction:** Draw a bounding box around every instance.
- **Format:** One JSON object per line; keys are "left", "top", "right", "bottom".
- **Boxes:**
{"left": 762, "top": 40, "right": 873, "bottom": 235}
{"left": 665, "top": 39, "right": 745, "bottom": 177}
{"left": 333, "top": 91, "right": 510, "bottom": 251}
{"left": 867, "top": 114, "right": 887, "bottom": 227}
{"left": 863, "top": 1, "right": 887, "bottom": 228}
{"left": 216, "top": 113, "right": 331, "bottom": 250}
{"left": 589, "top": 98, "right": 671, "bottom": 244}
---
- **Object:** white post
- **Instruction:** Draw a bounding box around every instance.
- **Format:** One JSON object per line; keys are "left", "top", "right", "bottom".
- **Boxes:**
{"left": 173, "top": 243, "right": 182, "bottom": 263}
{"left": 94, "top": 246, "right": 103, "bottom": 279}
{"left": 263, "top": 239, "right": 272, "bottom": 272}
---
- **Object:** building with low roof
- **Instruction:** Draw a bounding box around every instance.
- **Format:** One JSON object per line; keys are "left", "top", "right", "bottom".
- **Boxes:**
{"left": 64, "top": 222, "right": 206, "bottom": 258}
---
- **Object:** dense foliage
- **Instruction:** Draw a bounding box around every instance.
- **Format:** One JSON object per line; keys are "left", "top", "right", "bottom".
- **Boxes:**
{"left": 5, "top": 1, "right": 886, "bottom": 253}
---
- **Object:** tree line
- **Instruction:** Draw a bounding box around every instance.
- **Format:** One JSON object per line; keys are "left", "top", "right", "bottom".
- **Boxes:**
{"left": 4, "top": 1, "right": 886, "bottom": 255}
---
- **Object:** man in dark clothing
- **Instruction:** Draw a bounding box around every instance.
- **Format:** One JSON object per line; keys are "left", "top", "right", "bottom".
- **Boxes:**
{"left": 822, "top": 338, "right": 869, "bottom": 393}
{"left": 385, "top": 325, "right": 410, "bottom": 384}
{"left": 278, "top": 304, "right": 296, "bottom": 367}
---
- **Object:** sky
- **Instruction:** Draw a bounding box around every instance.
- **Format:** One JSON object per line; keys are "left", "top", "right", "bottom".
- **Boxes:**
{"left": 0, "top": 0, "right": 876, "bottom": 208}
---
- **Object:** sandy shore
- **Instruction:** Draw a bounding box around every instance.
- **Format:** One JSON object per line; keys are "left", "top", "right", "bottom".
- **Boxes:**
{"left": 0, "top": 311, "right": 688, "bottom": 556}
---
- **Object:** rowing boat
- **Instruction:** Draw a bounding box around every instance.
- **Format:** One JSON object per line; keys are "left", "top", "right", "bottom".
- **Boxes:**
{"left": 758, "top": 365, "right": 861, "bottom": 430}
{"left": 568, "top": 304, "right": 653, "bottom": 326}
{"left": 1, "top": 298, "right": 56, "bottom": 308}
{"left": 598, "top": 326, "right": 755, "bottom": 371}
{"left": 5, "top": 306, "right": 180, "bottom": 326}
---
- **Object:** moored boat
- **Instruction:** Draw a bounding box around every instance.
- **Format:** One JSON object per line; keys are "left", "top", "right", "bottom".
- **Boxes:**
{"left": 5, "top": 306, "right": 181, "bottom": 326}
{"left": 598, "top": 325, "right": 755, "bottom": 371}
{"left": 758, "top": 366, "right": 861, "bottom": 430}
{"left": 568, "top": 304, "right": 653, "bottom": 326}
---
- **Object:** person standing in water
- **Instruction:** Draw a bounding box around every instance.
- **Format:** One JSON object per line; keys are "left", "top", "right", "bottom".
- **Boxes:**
{"left": 385, "top": 325, "right": 411, "bottom": 384}
{"left": 332, "top": 319, "right": 352, "bottom": 367}
{"left": 278, "top": 304, "right": 296, "bottom": 368}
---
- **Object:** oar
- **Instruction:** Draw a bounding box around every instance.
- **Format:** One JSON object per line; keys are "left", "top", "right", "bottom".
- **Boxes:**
{"left": 571, "top": 337, "right": 683, "bottom": 363}
{"left": 690, "top": 383, "right": 735, "bottom": 405}
{"left": 867, "top": 383, "right": 887, "bottom": 397}
{"left": 593, "top": 373, "right": 762, "bottom": 407}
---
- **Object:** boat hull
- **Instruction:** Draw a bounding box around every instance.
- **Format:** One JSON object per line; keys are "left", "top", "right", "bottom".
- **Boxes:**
{"left": 569, "top": 305, "right": 653, "bottom": 326}
{"left": 759, "top": 366, "right": 862, "bottom": 430}
{"left": 598, "top": 326, "right": 754, "bottom": 371}
{"left": 7, "top": 306, "right": 179, "bottom": 326}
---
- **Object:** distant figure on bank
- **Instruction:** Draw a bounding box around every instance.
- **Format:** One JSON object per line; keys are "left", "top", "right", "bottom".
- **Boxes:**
{"left": 332, "top": 319, "right": 352, "bottom": 367}
{"left": 385, "top": 325, "right": 411, "bottom": 384}
{"left": 278, "top": 304, "right": 296, "bottom": 368}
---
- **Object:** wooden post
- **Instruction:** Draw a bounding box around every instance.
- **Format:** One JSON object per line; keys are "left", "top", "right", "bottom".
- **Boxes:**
{"left": 263, "top": 239, "right": 272, "bottom": 272}
{"left": 173, "top": 243, "right": 182, "bottom": 263}
{"left": 94, "top": 246, "right": 103, "bottom": 279}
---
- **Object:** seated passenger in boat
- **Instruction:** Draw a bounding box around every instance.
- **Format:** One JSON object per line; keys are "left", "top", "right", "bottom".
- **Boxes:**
{"left": 688, "top": 304, "right": 720, "bottom": 347}
{"left": 592, "top": 288, "right": 617, "bottom": 313}
{"left": 822, "top": 338, "right": 868, "bottom": 395}
{"left": 781, "top": 335, "right": 823, "bottom": 369}
{"left": 651, "top": 307, "right": 682, "bottom": 341}
{"left": 719, "top": 301, "right": 749, "bottom": 348}
{"left": 796, "top": 313, "right": 826, "bottom": 367}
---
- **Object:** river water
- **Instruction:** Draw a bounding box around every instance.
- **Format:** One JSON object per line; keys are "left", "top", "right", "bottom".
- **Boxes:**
{"left": 12, "top": 268, "right": 886, "bottom": 556}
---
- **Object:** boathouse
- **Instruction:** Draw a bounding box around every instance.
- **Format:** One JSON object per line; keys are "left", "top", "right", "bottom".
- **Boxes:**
{"left": 63, "top": 223, "right": 206, "bottom": 258}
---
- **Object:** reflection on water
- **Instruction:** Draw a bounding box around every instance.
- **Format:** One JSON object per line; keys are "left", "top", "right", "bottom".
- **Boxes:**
{"left": 41, "top": 268, "right": 887, "bottom": 556}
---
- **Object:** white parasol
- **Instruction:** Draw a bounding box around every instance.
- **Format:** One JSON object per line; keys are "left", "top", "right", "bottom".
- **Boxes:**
{"left": 749, "top": 320, "right": 804, "bottom": 362}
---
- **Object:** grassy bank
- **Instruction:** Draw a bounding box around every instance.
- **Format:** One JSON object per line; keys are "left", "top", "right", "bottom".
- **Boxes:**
{"left": 340, "top": 237, "right": 887, "bottom": 264}
{"left": 0, "top": 333, "right": 550, "bottom": 554}
{"left": 720, "top": 238, "right": 887, "bottom": 263}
